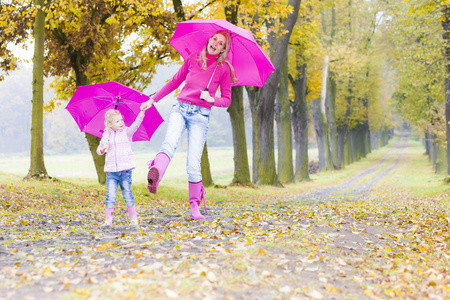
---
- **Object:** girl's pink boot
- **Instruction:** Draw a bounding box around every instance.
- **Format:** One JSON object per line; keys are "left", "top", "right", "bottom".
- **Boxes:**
{"left": 100, "top": 208, "right": 114, "bottom": 227}
{"left": 127, "top": 205, "right": 139, "bottom": 226}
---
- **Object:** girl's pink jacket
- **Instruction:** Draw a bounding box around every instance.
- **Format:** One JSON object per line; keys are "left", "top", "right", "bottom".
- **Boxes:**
{"left": 96, "top": 114, "right": 143, "bottom": 173}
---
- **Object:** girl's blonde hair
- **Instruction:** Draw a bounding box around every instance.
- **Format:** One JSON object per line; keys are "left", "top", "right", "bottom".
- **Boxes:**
{"left": 104, "top": 109, "right": 122, "bottom": 132}
{"left": 199, "top": 30, "right": 237, "bottom": 84}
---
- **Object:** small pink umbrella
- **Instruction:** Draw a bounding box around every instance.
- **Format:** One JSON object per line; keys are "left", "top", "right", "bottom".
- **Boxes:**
{"left": 66, "top": 81, "right": 164, "bottom": 142}
{"left": 169, "top": 19, "right": 275, "bottom": 88}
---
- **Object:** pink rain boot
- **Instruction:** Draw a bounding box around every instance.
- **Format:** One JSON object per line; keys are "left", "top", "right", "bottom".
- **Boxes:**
{"left": 100, "top": 208, "right": 114, "bottom": 227}
{"left": 127, "top": 205, "right": 139, "bottom": 226}
{"left": 189, "top": 181, "right": 208, "bottom": 220}
{"left": 147, "top": 152, "right": 170, "bottom": 193}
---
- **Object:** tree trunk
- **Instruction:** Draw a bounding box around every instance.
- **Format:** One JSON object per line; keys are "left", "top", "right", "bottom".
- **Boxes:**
{"left": 201, "top": 142, "right": 214, "bottom": 187}
{"left": 441, "top": 5, "right": 450, "bottom": 175}
{"left": 350, "top": 129, "right": 357, "bottom": 162}
{"left": 340, "top": 77, "right": 353, "bottom": 168}
{"left": 276, "top": 48, "right": 294, "bottom": 183}
{"left": 435, "top": 143, "right": 448, "bottom": 174}
{"left": 227, "top": 86, "right": 252, "bottom": 185}
{"left": 311, "top": 99, "right": 326, "bottom": 171}
{"left": 432, "top": 136, "right": 438, "bottom": 167}
{"left": 337, "top": 128, "right": 346, "bottom": 168}
{"left": 319, "top": 56, "right": 333, "bottom": 171}
{"left": 249, "top": 0, "right": 301, "bottom": 185}
{"left": 328, "top": 75, "right": 339, "bottom": 169}
{"left": 225, "top": 3, "right": 252, "bottom": 186}
{"left": 361, "top": 96, "right": 370, "bottom": 158}
{"left": 356, "top": 125, "right": 364, "bottom": 161}
{"left": 73, "top": 72, "right": 106, "bottom": 184}
{"left": 425, "top": 131, "right": 432, "bottom": 161}
{"left": 345, "top": 130, "right": 351, "bottom": 165}
{"left": 364, "top": 123, "right": 371, "bottom": 156}
{"left": 26, "top": 0, "right": 48, "bottom": 180}
{"left": 290, "top": 63, "right": 310, "bottom": 181}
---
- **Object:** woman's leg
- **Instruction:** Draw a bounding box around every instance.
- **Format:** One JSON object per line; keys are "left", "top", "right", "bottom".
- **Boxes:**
{"left": 186, "top": 106, "right": 210, "bottom": 182}
{"left": 159, "top": 102, "right": 188, "bottom": 158}
{"left": 148, "top": 102, "right": 187, "bottom": 193}
{"left": 186, "top": 105, "right": 210, "bottom": 220}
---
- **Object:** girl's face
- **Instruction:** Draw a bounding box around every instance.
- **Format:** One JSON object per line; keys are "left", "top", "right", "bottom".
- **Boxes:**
{"left": 109, "top": 115, "right": 124, "bottom": 131}
{"left": 207, "top": 33, "right": 227, "bottom": 56}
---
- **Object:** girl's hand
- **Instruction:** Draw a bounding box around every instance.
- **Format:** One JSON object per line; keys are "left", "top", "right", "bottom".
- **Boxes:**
{"left": 200, "top": 90, "right": 214, "bottom": 103}
{"left": 103, "top": 142, "right": 109, "bottom": 154}
{"left": 140, "top": 97, "right": 155, "bottom": 111}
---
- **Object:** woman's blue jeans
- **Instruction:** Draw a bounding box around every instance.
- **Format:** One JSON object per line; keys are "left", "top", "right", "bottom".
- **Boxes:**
{"left": 159, "top": 101, "right": 210, "bottom": 182}
{"left": 105, "top": 169, "right": 135, "bottom": 209}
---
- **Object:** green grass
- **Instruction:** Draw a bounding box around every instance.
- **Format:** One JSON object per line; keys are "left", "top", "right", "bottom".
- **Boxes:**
{"left": 1, "top": 135, "right": 449, "bottom": 216}
{"left": 374, "top": 138, "right": 450, "bottom": 196}
{"left": 0, "top": 147, "right": 320, "bottom": 186}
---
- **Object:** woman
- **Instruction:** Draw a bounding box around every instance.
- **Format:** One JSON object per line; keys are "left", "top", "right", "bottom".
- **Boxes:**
{"left": 140, "top": 30, "right": 237, "bottom": 220}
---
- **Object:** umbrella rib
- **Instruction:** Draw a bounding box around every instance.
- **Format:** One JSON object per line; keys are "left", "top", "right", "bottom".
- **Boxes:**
{"left": 232, "top": 38, "right": 264, "bottom": 83}
{"left": 69, "top": 82, "right": 162, "bottom": 141}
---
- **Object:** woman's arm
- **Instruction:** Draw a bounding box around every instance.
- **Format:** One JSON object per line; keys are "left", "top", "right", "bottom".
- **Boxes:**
{"left": 140, "top": 58, "right": 191, "bottom": 111}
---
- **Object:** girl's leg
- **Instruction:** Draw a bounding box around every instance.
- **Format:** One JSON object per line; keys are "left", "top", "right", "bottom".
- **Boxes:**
{"left": 103, "top": 172, "right": 119, "bottom": 226}
{"left": 119, "top": 170, "right": 138, "bottom": 225}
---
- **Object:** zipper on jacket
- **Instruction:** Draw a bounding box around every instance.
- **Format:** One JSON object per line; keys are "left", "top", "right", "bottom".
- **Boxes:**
{"left": 114, "top": 131, "right": 118, "bottom": 172}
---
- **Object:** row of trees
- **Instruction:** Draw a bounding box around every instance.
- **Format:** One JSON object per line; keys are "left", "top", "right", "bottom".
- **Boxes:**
{"left": 383, "top": 0, "right": 450, "bottom": 175}
{"left": 1, "top": 0, "right": 406, "bottom": 186}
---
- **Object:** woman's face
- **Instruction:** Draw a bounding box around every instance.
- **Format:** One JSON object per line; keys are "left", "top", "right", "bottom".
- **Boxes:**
{"left": 207, "top": 33, "right": 227, "bottom": 56}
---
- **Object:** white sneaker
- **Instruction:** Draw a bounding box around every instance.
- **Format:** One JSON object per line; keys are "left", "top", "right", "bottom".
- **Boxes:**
{"left": 129, "top": 220, "right": 139, "bottom": 226}
{"left": 100, "top": 223, "right": 112, "bottom": 228}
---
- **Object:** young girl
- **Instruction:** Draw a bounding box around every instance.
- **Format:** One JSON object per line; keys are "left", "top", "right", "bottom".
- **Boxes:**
{"left": 97, "top": 109, "right": 146, "bottom": 227}
{"left": 140, "top": 30, "right": 237, "bottom": 220}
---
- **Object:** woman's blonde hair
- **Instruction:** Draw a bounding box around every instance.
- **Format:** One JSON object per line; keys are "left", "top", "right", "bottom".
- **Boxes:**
{"left": 199, "top": 30, "right": 237, "bottom": 84}
{"left": 104, "top": 109, "right": 122, "bottom": 132}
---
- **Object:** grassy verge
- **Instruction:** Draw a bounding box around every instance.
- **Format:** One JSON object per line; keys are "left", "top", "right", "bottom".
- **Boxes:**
{"left": 1, "top": 134, "right": 448, "bottom": 216}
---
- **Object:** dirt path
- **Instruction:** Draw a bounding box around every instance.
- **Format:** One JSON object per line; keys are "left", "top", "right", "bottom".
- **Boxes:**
{"left": 0, "top": 137, "right": 411, "bottom": 300}
{"left": 295, "top": 134, "right": 408, "bottom": 203}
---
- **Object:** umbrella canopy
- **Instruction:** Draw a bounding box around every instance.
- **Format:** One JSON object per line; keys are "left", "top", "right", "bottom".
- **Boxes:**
{"left": 169, "top": 19, "right": 275, "bottom": 88}
{"left": 66, "top": 81, "right": 164, "bottom": 142}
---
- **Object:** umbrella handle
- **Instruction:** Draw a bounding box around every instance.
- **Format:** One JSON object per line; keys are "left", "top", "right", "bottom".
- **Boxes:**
{"left": 200, "top": 87, "right": 208, "bottom": 101}
{"left": 200, "top": 88, "right": 209, "bottom": 101}
{"left": 200, "top": 65, "right": 216, "bottom": 102}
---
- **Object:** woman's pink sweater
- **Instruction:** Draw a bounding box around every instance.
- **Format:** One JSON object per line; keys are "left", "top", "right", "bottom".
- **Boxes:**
{"left": 152, "top": 53, "right": 232, "bottom": 109}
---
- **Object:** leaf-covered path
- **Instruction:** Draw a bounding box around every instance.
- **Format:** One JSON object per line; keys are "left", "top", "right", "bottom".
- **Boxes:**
{"left": 296, "top": 134, "right": 407, "bottom": 203}
{"left": 1, "top": 136, "right": 449, "bottom": 299}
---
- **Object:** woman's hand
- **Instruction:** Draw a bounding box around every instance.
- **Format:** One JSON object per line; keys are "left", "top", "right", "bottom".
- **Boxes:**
{"left": 140, "top": 97, "right": 155, "bottom": 111}
{"left": 200, "top": 90, "right": 214, "bottom": 103}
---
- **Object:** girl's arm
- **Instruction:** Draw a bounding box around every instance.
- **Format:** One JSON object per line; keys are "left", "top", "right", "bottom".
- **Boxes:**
{"left": 126, "top": 111, "right": 145, "bottom": 138}
{"left": 96, "top": 131, "right": 110, "bottom": 155}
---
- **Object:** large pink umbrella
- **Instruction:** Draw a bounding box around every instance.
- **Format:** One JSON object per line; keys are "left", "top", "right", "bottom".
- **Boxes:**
{"left": 169, "top": 19, "right": 275, "bottom": 88}
{"left": 66, "top": 81, "right": 164, "bottom": 142}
